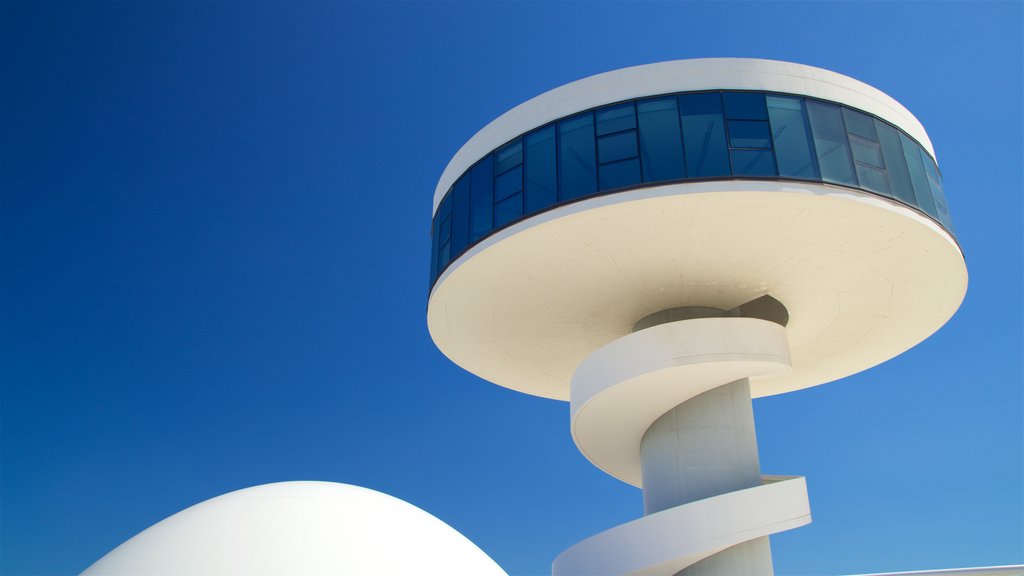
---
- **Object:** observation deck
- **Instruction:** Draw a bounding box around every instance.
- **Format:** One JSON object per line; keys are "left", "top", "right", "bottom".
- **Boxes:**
{"left": 427, "top": 58, "right": 965, "bottom": 402}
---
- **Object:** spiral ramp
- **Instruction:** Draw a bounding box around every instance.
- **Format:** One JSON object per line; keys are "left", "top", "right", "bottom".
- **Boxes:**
{"left": 554, "top": 316, "right": 812, "bottom": 576}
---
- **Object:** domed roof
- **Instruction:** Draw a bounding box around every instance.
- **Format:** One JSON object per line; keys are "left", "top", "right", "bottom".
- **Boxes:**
{"left": 83, "top": 481, "right": 507, "bottom": 576}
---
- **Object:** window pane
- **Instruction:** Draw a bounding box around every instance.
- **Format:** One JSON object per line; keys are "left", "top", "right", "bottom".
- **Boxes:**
{"left": 525, "top": 126, "right": 557, "bottom": 214}
{"left": 637, "top": 97, "right": 685, "bottom": 182}
{"left": 728, "top": 120, "right": 771, "bottom": 149}
{"left": 855, "top": 163, "right": 890, "bottom": 195}
{"left": 596, "top": 102, "right": 636, "bottom": 136}
{"left": 921, "top": 151, "right": 953, "bottom": 230}
{"left": 494, "top": 192, "right": 523, "bottom": 228}
{"left": 439, "top": 239, "right": 450, "bottom": 269}
{"left": 598, "top": 158, "right": 641, "bottom": 191}
{"left": 439, "top": 214, "right": 451, "bottom": 244}
{"left": 876, "top": 120, "right": 914, "bottom": 204}
{"left": 437, "top": 191, "right": 452, "bottom": 231}
{"left": 731, "top": 150, "right": 776, "bottom": 176}
{"left": 849, "top": 134, "right": 883, "bottom": 168}
{"left": 494, "top": 165, "right": 522, "bottom": 202}
{"left": 806, "top": 100, "right": 857, "bottom": 186}
{"left": 451, "top": 176, "right": 470, "bottom": 257}
{"left": 598, "top": 130, "right": 638, "bottom": 163}
{"left": 430, "top": 213, "right": 440, "bottom": 282}
{"left": 767, "top": 96, "right": 819, "bottom": 179}
{"left": 437, "top": 196, "right": 452, "bottom": 274}
{"left": 900, "top": 133, "right": 936, "bottom": 217}
{"left": 723, "top": 92, "right": 768, "bottom": 120}
{"left": 842, "top": 108, "right": 884, "bottom": 173}
{"left": 558, "top": 113, "right": 597, "bottom": 201}
{"left": 841, "top": 108, "right": 877, "bottom": 139}
{"left": 495, "top": 139, "right": 523, "bottom": 174}
{"left": 470, "top": 156, "right": 493, "bottom": 241}
{"left": 680, "top": 93, "right": 730, "bottom": 177}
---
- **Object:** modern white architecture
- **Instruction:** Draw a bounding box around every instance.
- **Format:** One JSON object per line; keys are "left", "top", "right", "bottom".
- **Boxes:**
{"left": 82, "top": 481, "right": 507, "bottom": 576}
{"left": 427, "top": 59, "right": 968, "bottom": 575}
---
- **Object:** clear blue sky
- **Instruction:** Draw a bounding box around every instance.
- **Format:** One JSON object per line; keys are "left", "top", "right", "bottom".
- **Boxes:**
{"left": 1, "top": 2, "right": 1021, "bottom": 575}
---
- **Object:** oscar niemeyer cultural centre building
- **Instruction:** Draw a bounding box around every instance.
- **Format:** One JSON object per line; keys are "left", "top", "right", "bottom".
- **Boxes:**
{"left": 426, "top": 59, "right": 968, "bottom": 575}
{"left": 81, "top": 59, "right": 1019, "bottom": 576}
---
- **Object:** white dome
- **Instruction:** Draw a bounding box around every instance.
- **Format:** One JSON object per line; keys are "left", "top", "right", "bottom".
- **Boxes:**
{"left": 82, "top": 481, "right": 507, "bottom": 576}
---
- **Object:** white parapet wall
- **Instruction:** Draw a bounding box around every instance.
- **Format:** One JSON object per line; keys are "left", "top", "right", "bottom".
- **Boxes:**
{"left": 849, "top": 567, "right": 1024, "bottom": 576}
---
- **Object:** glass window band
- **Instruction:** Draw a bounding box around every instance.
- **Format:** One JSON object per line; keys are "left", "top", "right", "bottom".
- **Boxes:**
{"left": 431, "top": 90, "right": 952, "bottom": 288}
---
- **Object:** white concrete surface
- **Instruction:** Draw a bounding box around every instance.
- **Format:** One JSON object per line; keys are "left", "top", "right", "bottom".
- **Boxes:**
{"left": 571, "top": 317, "right": 789, "bottom": 487}
{"left": 564, "top": 319, "right": 794, "bottom": 574}
{"left": 552, "top": 476, "right": 810, "bottom": 576}
{"left": 424, "top": 60, "right": 969, "bottom": 576}
{"left": 428, "top": 181, "right": 966, "bottom": 402}
{"left": 640, "top": 379, "right": 763, "bottom": 516}
{"left": 434, "top": 58, "right": 933, "bottom": 213}
{"left": 641, "top": 379, "right": 772, "bottom": 575}
{"left": 82, "top": 481, "right": 507, "bottom": 576}
{"left": 849, "top": 568, "right": 1024, "bottom": 576}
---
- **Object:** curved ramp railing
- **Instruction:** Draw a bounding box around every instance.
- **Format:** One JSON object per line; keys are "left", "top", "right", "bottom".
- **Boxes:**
{"left": 556, "top": 317, "right": 811, "bottom": 575}
{"left": 553, "top": 476, "right": 810, "bottom": 576}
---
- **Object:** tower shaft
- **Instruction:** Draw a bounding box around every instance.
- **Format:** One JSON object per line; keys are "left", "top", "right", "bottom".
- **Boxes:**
{"left": 641, "top": 379, "right": 773, "bottom": 575}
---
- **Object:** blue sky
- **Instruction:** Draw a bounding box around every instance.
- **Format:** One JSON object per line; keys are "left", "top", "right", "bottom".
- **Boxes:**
{"left": 1, "top": 2, "right": 1021, "bottom": 575}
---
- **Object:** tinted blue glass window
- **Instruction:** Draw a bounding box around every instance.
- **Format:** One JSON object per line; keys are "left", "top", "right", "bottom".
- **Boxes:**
{"left": 439, "top": 214, "right": 451, "bottom": 244}
{"left": 558, "top": 113, "right": 597, "bottom": 201}
{"left": 921, "top": 151, "right": 953, "bottom": 230}
{"left": 434, "top": 90, "right": 959, "bottom": 293}
{"left": 849, "top": 134, "right": 884, "bottom": 168}
{"left": 450, "top": 176, "right": 470, "bottom": 257}
{"left": 728, "top": 121, "right": 771, "bottom": 148}
{"left": 596, "top": 103, "right": 636, "bottom": 136}
{"left": 680, "top": 93, "right": 730, "bottom": 177}
{"left": 854, "top": 163, "right": 889, "bottom": 195}
{"left": 766, "top": 96, "right": 818, "bottom": 179}
{"left": 437, "top": 192, "right": 452, "bottom": 239}
{"left": 495, "top": 139, "right": 523, "bottom": 174}
{"left": 843, "top": 108, "right": 883, "bottom": 167}
{"left": 637, "top": 98, "right": 685, "bottom": 182}
{"left": 436, "top": 192, "right": 452, "bottom": 270}
{"left": 430, "top": 213, "right": 440, "bottom": 282}
{"left": 470, "top": 157, "right": 493, "bottom": 241}
{"left": 439, "top": 238, "right": 450, "bottom": 269}
{"left": 841, "top": 108, "right": 888, "bottom": 194}
{"left": 494, "top": 192, "right": 523, "bottom": 228}
{"left": 525, "top": 126, "right": 557, "bottom": 214}
{"left": 494, "top": 165, "right": 522, "bottom": 202}
{"left": 875, "top": 120, "right": 914, "bottom": 205}
{"left": 806, "top": 100, "right": 857, "bottom": 186}
{"left": 900, "top": 133, "right": 936, "bottom": 217}
{"left": 599, "top": 158, "right": 641, "bottom": 191}
{"left": 598, "top": 131, "right": 639, "bottom": 163}
{"left": 850, "top": 132, "right": 889, "bottom": 194}
{"left": 841, "top": 108, "right": 875, "bottom": 139}
{"left": 730, "top": 150, "right": 776, "bottom": 176}
{"left": 723, "top": 92, "right": 768, "bottom": 120}
{"left": 596, "top": 104, "right": 640, "bottom": 191}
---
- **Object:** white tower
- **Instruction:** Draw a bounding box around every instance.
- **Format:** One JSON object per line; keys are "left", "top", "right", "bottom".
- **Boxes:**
{"left": 427, "top": 59, "right": 966, "bottom": 575}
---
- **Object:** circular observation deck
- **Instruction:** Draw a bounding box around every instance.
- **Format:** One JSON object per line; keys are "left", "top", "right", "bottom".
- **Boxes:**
{"left": 427, "top": 59, "right": 967, "bottom": 401}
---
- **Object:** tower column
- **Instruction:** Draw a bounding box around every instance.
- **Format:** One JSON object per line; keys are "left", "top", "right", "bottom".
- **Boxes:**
{"left": 641, "top": 379, "right": 773, "bottom": 575}
{"left": 556, "top": 315, "right": 806, "bottom": 575}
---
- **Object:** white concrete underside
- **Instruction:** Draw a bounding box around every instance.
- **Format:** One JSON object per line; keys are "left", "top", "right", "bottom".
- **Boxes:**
{"left": 427, "top": 180, "right": 967, "bottom": 401}
{"left": 434, "top": 58, "right": 933, "bottom": 213}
